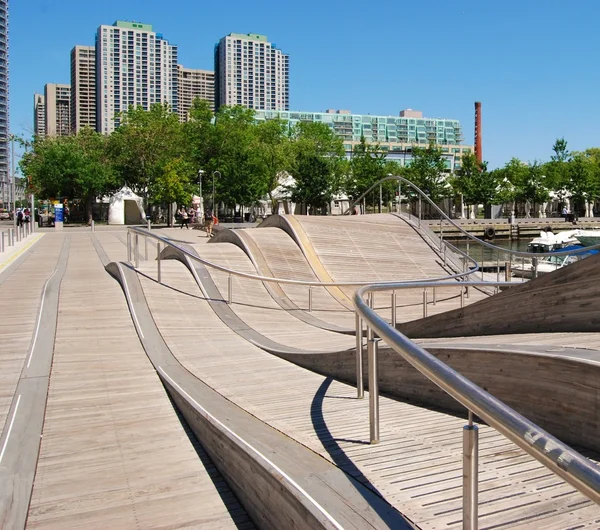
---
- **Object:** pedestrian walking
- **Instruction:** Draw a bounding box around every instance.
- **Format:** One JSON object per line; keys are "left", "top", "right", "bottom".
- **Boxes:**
{"left": 178, "top": 206, "right": 190, "bottom": 229}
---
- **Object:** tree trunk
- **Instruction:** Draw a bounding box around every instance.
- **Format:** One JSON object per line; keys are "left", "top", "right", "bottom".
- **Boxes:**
{"left": 86, "top": 196, "right": 94, "bottom": 225}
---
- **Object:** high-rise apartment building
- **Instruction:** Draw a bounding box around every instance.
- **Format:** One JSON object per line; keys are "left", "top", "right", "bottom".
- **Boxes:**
{"left": 177, "top": 65, "right": 214, "bottom": 121}
{"left": 70, "top": 45, "right": 96, "bottom": 133}
{"left": 96, "top": 21, "right": 178, "bottom": 134}
{"left": 214, "top": 33, "right": 289, "bottom": 111}
{"left": 33, "top": 93, "right": 45, "bottom": 137}
{"left": 0, "top": 0, "right": 8, "bottom": 207}
{"left": 44, "top": 83, "right": 71, "bottom": 136}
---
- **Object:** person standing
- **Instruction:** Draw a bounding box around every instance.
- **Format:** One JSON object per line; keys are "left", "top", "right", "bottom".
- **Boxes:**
{"left": 204, "top": 207, "right": 214, "bottom": 238}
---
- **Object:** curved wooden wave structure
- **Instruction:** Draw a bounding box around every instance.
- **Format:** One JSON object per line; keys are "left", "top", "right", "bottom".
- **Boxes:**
{"left": 399, "top": 251, "right": 600, "bottom": 338}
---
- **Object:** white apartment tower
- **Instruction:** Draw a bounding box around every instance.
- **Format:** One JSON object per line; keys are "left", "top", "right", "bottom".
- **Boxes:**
{"left": 0, "top": 0, "right": 8, "bottom": 207}
{"left": 177, "top": 65, "right": 214, "bottom": 121}
{"left": 33, "top": 93, "right": 45, "bottom": 137}
{"left": 70, "top": 45, "right": 96, "bottom": 133}
{"left": 96, "top": 21, "right": 178, "bottom": 134}
{"left": 214, "top": 33, "right": 289, "bottom": 111}
{"left": 44, "top": 83, "right": 71, "bottom": 136}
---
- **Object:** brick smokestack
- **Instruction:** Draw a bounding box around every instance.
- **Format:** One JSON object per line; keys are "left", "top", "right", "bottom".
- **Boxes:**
{"left": 474, "top": 101, "right": 482, "bottom": 163}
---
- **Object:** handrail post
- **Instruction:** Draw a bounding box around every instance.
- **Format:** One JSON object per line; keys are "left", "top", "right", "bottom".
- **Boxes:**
{"left": 355, "top": 312, "right": 364, "bottom": 399}
{"left": 461, "top": 285, "right": 465, "bottom": 308}
{"left": 157, "top": 241, "right": 161, "bottom": 284}
{"left": 134, "top": 234, "right": 139, "bottom": 268}
{"left": 440, "top": 219, "right": 443, "bottom": 250}
{"left": 308, "top": 284, "right": 313, "bottom": 312}
{"left": 418, "top": 196, "right": 422, "bottom": 228}
{"left": 144, "top": 236, "right": 148, "bottom": 261}
{"left": 391, "top": 290, "right": 397, "bottom": 327}
{"left": 423, "top": 288, "right": 428, "bottom": 318}
{"left": 127, "top": 231, "right": 132, "bottom": 262}
{"left": 228, "top": 273, "right": 233, "bottom": 304}
{"left": 433, "top": 287, "right": 437, "bottom": 306}
{"left": 147, "top": 219, "right": 151, "bottom": 231}
{"left": 463, "top": 411, "right": 479, "bottom": 530}
{"left": 532, "top": 257, "right": 538, "bottom": 279}
{"left": 368, "top": 326, "right": 379, "bottom": 444}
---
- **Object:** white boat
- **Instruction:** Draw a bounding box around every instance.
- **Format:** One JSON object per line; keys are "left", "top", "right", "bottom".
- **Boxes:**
{"left": 527, "top": 230, "right": 579, "bottom": 253}
{"left": 512, "top": 245, "right": 599, "bottom": 279}
{"left": 574, "top": 230, "right": 600, "bottom": 247}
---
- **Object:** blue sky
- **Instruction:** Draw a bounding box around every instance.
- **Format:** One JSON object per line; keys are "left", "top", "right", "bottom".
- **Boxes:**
{"left": 10, "top": 0, "right": 600, "bottom": 169}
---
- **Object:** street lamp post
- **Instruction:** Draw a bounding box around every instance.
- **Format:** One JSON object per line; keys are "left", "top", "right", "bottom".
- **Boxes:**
{"left": 212, "top": 170, "right": 221, "bottom": 211}
{"left": 11, "top": 135, "right": 15, "bottom": 235}
{"left": 198, "top": 169, "right": 204, "bottom": 216}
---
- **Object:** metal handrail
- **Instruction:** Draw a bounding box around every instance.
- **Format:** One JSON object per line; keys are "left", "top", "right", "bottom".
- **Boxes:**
{"left": 127, "top": 226, "right": 479, "bottom": 288}
{"left": 344, "top": 175, "right": 600, "bottom": 259}
{"left": 354, "top": 279, "right": 600, "bottom": 526}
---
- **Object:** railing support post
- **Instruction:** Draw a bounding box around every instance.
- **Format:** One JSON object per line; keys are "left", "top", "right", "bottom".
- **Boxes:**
{"left": 127, "top": 231, "right": 132, "bottom": 262}
{"left": 418, "top": 196, "right": 422, "bottom": 228}
{"left": 355, "top": 312, "right": 364, "bottom": 399}
{"left": 368, "top": 333, "right": 379, "bottom": 444}
{"left": 463, "top": 412, "right": 479, "bottom": 530}
{"left": 440, "top": 219, "right": 443, "bottom": 250}
{"left": 147, "top": 219, "right": 151, "bottom": 231}
{"left": 157, "top": 242, "right": 162, "bottom": 284}
{"left": 423, "top": 289, "right": 428, "bottom": 318}
{"left": 134, "top": 234, "right": 139, "bottom": 268}
{"left": 461, "top": 285, "right": 465, "bottom": 308}
{"left": 532, "top": 257, "right": 538, "bottom": 279}
{"left": 391, "top": 291, "right": 397, "bottom": 327}
{"left": 228, "top": 273, "right": 233, "bottom": 304}
{"left": 144, "top": 236, "right": 148, "bottom": 261}
{"left": 433, "top": 287, "right": 437, "bottom": 306}
{"left": 308, "top": 284, "right": 313, "bottom": 312}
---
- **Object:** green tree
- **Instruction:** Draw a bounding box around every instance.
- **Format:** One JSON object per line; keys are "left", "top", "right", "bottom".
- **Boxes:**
{"left": 345, "top": 137, "right": 388, "bottom": 202}
{"left": 451, "top": 153, "right": 495, "bottom": 213}
{"left": 253, "top": 118, "right": 292, "bottom": 211}
{"left": 110, "top": 103, "right": 183, "bottom": 198}
{"left": 20, "top": 129, "right": 117, "bottom": 223}
{"left": 288, "top": 121, "right": 345, "bottom": 212}
{"left": 568, "top": 153, "right": 598, "bottom": 211}
{"left": 545, "top": 138, "right": 571, "bottom": 194}
{"left": 182, "top": 98, "right": 214, "bottom": 175}
{"left": 406, "top": 145, "right": 449, "bottom": 204}
{"left": 207, "top": 105, "right": 267, "bottom": 209}
{"left": 149, "top": 157, "right": 195, "bottom": 208}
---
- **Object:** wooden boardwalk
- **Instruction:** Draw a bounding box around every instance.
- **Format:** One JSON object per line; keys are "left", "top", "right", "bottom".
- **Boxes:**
{"left": 2, "top": 222, "right": 600, "bottom": 529}
{"left": 0, "top": 231, "right": 253, "bottom": 529}
{"left": 135, "top": 254, "right": 600, "bottom": 529}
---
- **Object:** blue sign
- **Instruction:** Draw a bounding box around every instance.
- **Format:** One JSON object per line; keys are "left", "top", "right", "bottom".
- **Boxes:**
{"left": 55, "top": 205, "right": 64, "bottom": 223}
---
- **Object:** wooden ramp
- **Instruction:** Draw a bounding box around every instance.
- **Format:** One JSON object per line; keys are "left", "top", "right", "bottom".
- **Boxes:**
{"left": 134, "top": 256, "right": 600, "bottom": 529}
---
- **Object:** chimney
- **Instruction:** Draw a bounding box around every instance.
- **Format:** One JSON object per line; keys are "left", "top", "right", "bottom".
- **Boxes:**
{"left": 474, "top": 101, "right": 482, "bottom": 163}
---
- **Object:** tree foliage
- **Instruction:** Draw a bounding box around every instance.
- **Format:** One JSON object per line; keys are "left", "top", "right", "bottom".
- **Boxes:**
{"left": 20, "top": 129, "right": 117, "bottom": 223}
{"left": 288, "top": 122, "right": 345, "bottom": 211}
{"left": 406, "top": 145, "right": 449, "bottom": 203}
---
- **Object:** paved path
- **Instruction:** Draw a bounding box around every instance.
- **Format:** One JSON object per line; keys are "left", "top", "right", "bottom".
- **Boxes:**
{"left": 0, "top": 232, "right": 254, "bottom": 529}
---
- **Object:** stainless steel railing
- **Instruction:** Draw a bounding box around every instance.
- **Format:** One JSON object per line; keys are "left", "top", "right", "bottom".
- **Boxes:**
{"left": 354, "top": 279, "right": 600, "bottom": 528}
{"left": 126, "top": 226, "right": 479, "bottom": 305}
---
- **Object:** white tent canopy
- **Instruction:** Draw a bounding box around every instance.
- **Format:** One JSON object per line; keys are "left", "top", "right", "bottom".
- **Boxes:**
{"left": 108, "top": 186, "right": 146, "bottom": 225}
